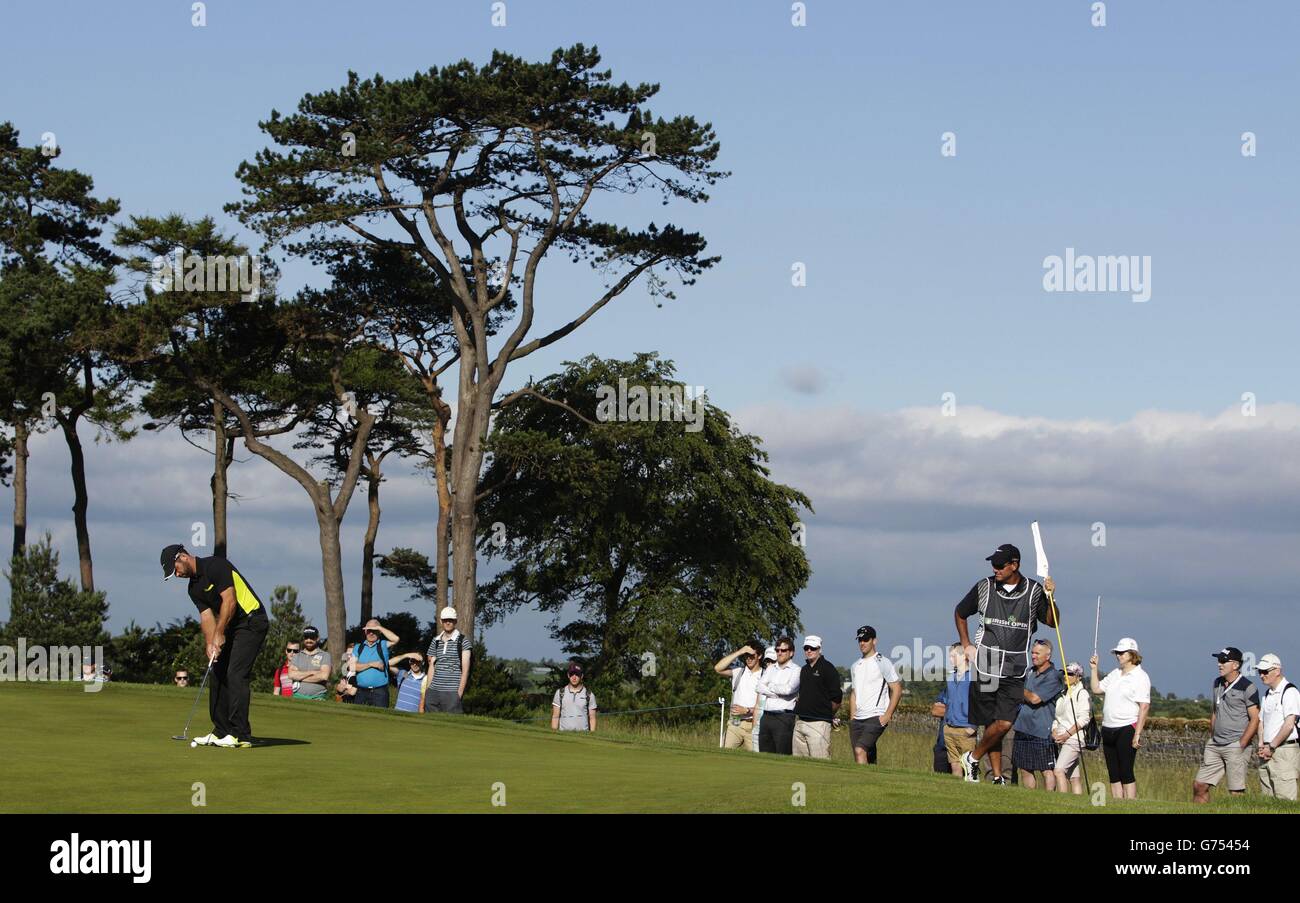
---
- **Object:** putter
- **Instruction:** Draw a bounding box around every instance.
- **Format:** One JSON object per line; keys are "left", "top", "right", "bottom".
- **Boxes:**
{"left": 171, "top": 654, "right": 216, "bottom": 741}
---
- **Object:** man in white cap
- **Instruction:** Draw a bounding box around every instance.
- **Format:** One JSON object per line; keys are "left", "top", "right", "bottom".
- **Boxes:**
{"left": 422, "top": 607, "right": 471, "bottom": 713}
{"left": 792, "top": 635, "right": 841, "bottom": 759}
{"left": 752, "top": 646, "right": 778, "bottom": 751}
{"left": 1255, "top": 653, "right": 1300, "bottom": 801}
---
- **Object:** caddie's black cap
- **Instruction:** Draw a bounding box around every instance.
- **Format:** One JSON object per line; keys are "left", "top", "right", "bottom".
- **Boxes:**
{"left": 1212, "top": 647, "right": 1243, "bottom": 664}
{"left": 986, "top": 544, "right": 1021, "bottom": 568}
{"left": 160, "top": 544, "right": 185, "bottom": 581}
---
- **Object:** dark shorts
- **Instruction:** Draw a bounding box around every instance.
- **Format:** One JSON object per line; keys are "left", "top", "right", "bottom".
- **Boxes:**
{"left": 1012, "top": 733, "right": 1059, "bottom": 772}
{"left": 967, "top": 674, "right": 1025, "bottom": 727}
{"left": 850, "top": 717, "right": 887, "bottom": 751}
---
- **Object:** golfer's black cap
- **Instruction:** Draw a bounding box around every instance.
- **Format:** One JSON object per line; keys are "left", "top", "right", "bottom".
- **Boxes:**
{"left": 160, "top": 544, "right": 185, "bottom": 581}
{"left": 1212, "top": 646, "right": 1243, "bottom": 664}
{"left": 986, "top": 544, "right": 1021, "bottom": 568}
{"left": 856, "top": 625, "right": 876, "bottom": 641}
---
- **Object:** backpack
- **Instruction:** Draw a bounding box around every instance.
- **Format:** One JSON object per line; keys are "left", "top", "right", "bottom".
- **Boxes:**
{"left": 1064, "top": 680, "right": 1100, "bottom": 750}
{"left": 429, "top": 633, "right": 473, "bottom": 680}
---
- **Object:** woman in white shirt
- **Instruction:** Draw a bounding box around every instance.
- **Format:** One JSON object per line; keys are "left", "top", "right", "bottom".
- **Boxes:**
{"left": 1090, "top": 637, "right": 1152, "bottom": 800}
{"left": 1051, "top": 661, "right": 1092, "bottom": 794}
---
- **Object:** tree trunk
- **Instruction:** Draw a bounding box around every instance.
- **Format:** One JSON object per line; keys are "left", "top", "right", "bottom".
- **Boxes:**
{"left": 212, "top": 398, "right": 229, "bottom": 557}
{"left": 449, "top": 377, "right": 496, "bottom": 642}
{"left": 60, "top": 416, "right": 94, "bottom": 592}
{"left": 431, "top": 408, "right": 451, "bottom": 614}
{"left": 360, "top": 456, "right": 381, "bottom": 625}
{"left": 315, "top": 488, "right": 348, "bottom": 669}
{"left": 12, "top": 420, "right": 28, "bottom": 559}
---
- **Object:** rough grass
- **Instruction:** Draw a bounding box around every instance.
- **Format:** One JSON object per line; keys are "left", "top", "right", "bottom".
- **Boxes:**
{"left": 1, "top": 682, "right": 1291, "bottom": 814}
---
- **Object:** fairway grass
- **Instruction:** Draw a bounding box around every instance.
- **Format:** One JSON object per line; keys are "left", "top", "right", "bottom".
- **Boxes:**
{"left": 1, "top": 682, "right": 1284, "bottom": 814}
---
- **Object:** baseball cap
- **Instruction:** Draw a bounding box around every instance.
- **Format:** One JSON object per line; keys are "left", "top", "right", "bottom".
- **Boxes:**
{"left": 1111, "top": 637, "right": 1140, "bottom": 654}
{"left": 302, "top": 626, "right": 319, "bottom": 638}
{"left": 803, "top": 636, "right": 822, "bottom": 649}
{"left": 439, "top": 607, "right": 458, "bottom": 620}
{"left": 159, "top": 544, "right": 185, "bottom": 580}
{"left": 1211, "top": 647, "right": 1243, "bottom": 664}
{"left": 856, "top": 625, "right": 876, "bottom": 642}
{"left": 1066, "top": 661, "right": 1084, "bottom": 677}
{"left": 763, "top": 647, "right": 777, "bottom": 662}
{"left": 567, "top": 663, "right": 584, "bottom": 676}
{"left": 986, "top": 544, "right": 1021, "bottom": 568}
{"left": 1258, "top": 653, "right": 1282, "bottom": 672}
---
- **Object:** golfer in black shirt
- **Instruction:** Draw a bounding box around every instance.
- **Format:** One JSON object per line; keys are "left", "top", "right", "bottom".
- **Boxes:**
{"left": 161, "top": 544, "right": 269, "bottom": 748}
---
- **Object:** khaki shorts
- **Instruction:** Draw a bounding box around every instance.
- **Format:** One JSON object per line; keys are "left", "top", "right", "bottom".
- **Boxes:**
{"left": 792, "top": 719, "right": 832, "bottom": 759}
{"left": 1054, "top": 735, "right": 1086, "bottom": 777}
{"left": 724, "top": 718, "right": 754, "bottom": 749}
{"left": 1195, "top": 743, "right": 1249, "bottom": 792}
{"left": 943, "top": 724, "right": 977, "bottom": 767}
{"left": 1259, "top": 744, "right": 1299, "bottom": 801}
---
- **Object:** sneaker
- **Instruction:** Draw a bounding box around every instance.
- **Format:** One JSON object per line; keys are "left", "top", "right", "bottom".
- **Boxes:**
{"left": 991, "top": 776, "right": 1008, "bottom": 786}
{"left": 960, "top": 751, "right": 980, "bottom": 783}
{"left": 212, "top": 734, "right": 239, "bottom": 748}
{"left": 191, "top": 733, "right": 216, "bottom": 746}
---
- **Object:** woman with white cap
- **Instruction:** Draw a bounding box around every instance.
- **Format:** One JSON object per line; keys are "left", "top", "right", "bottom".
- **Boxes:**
{"left": 1051, "top": 661, "right": 1092, "bottom": 794}
{"left": 1090, "top": 637, "right": 1151, "bottom": 800}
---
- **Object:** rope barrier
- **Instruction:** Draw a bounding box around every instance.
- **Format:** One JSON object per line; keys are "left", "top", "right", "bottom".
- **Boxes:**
{"left": 511, "top": 700, "right": 721, "bottom": 722}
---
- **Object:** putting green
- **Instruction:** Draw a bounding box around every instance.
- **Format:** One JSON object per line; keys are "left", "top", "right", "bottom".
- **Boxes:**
{"left": 0, "top": 681, "right": 1235, "bottom": 813}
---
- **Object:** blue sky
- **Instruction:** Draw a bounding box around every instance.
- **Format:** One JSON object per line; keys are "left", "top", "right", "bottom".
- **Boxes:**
{"left": 2, "top": 1, "right": 1298, "bottom": 695}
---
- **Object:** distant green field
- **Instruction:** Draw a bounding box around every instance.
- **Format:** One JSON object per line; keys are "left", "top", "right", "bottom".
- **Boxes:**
{"left": 0, "top": 682, "right": 1288, "bottom": 814}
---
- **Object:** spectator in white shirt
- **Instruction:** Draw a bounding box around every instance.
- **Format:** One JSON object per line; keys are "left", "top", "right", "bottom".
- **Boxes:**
{"left": 1089, "top": 637, "right": 1151, "bottom": 800}
{"left": 755, "top": 637, "right": 800, "bottom": 755}
{"left": 1255, "top": 653, "right": 1300, "bottom": 801}
{"left": 715, "top": 642, "right": 764, "bottom": 749}
{"left": 1051, "top": 661, "right": 1093, "bottom": 795}
{"left": 848, "top": 625, "right": 902, "bottom": 765}
{"left": 751, "top": 646, "right": 778, "bottom": 751}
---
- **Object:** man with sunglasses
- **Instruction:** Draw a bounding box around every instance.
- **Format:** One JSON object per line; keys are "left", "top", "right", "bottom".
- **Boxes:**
{"left": 160, "top": 543, "right": 269, "bottom": 748}
{"left": 793, "top": 636, "right": 842, "bottom": 759}
{"left": 422, "top": 607, "right": 471, "bottom": 714}
{"left": 288, "top": 627, "right": 332, "bottom": 699}
{"left": 1255, "top": 653, "right": 1300, "bottom": 801}
{"left": 756, "top": 637, "right": 800, "bottom": 755}
{"left": 954, "top": 543, "right": 1058, "bottom": 784}
{"left": 1192, "top": 647, "right": 1259, "bottom": 803}
{"left": 715, "top": 642, "right": 765, "bottom": 749}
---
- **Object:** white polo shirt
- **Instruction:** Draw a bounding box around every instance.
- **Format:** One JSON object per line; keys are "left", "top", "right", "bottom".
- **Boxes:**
{"left": 1099, "top": 665, "right": 1152, "bottom": 728}
{"left": 755, "top": 660, "right": 800, "bottom": 712}
{"left": 850, "top": 653, "right": 900, "bottom": 720}
{"left": 1261, "top": 678, "right": 1300, "bottom": 745}
{"left": 731, "top": 665, "right": 760, "bottom": 710}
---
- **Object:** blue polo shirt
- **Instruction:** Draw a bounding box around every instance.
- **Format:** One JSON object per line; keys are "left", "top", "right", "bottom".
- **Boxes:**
{"left": 937, "top": 669, "right": 975, "bottom": 728}
{"left": 1013, "top": 664, "right": 1064, "bottom": 739}
{"left": 353, "top": 639, "right": 390, "bottom": 689}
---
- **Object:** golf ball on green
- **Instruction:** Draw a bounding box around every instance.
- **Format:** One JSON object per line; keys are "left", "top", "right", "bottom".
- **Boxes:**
{"left": 190, "top": 741, "right": 197, "bottom": 748}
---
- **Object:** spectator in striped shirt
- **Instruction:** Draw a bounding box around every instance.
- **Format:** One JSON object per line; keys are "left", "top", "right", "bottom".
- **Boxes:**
{"left": 421, "top": 607, "right": 470, "bottom": 714}
{"left": 390, "top": 652, "right": 430, "bottom": 713}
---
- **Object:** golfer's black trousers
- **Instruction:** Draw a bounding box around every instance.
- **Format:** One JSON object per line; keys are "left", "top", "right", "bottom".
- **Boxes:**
{"left": 210, "top": 619, "right": 268, "bottom": 741}
{"left": 759, "top": 711, "right": 795, "bottom": 755}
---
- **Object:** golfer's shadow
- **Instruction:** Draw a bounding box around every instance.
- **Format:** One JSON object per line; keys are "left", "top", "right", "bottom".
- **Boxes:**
{"left": 250, "top": 737, "right": 310, "bottom": 747}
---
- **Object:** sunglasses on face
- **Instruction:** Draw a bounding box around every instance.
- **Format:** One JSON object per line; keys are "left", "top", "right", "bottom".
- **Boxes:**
{"left": 803, "top": 646, "right": 818, "bottom": 652}
{"left": 174, "top": 676, "right": 188, "bottom": 682}
{"left": 776, "top": 648, "right": 792, "bottom": 654}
